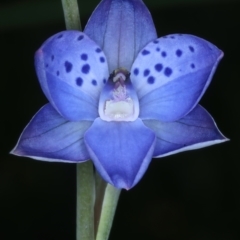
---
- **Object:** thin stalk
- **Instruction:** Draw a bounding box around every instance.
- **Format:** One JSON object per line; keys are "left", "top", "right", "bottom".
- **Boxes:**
{"left": 61, "top": 1, "right": 121, "bottom": 240}
{"left": 61, "top": 1, "right": 94, "bottom": 240}
{"left": 76, "top": 162, "right": 95, "bottom": 240}
{"left": 94, "top": 173, "right": 107, "bottom": 237}
{"left": 95, "top": 184, "right": 121, "bottom": 240}
{"left": 61, "top": 0, "right": 82, "bottom": 30}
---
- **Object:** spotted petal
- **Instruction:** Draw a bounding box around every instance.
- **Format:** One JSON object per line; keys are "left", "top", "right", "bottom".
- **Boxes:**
{"left": 131, "top": 34, "right": 223, "bottom": 122}
{"left": 84, "top": 118, "right": 156, "bottom": 189}
{"left": 35, "top": 30, "right": 109, "bottom": 121}
{"left": 143, "top": 105, "right": 228, "bottom": 158}
{"left": 84, "top": 0, "right": 157, "bottom": 72}
{"left": 11, "top": 104, "right": 92, "bottom": 162}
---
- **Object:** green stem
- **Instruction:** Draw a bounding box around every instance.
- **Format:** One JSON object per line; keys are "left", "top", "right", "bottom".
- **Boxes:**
{"left": 76, "top": 162, "right": 95, "bottom": 240}
{"left": 60, "top": 1, "right": 94, "bottom": 240}
{"left": 61, "top": 0, "right": 82, "bottom": 30}
{"left": 94, "top": 173, "right": 107, "bottom": 237}
{"left": 95, "top": 184, "right": 121, "bottom": 240}
{"left": 61, "top": 1, "right": 120, "bottom": 240}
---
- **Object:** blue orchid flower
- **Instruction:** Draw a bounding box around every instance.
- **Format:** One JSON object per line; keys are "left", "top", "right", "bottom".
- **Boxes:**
{"left": 11, "top": 0, "right": 228, "bottom": 189}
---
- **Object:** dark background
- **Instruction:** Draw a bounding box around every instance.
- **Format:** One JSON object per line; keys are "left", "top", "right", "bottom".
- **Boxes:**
{"left": 1, "top": 0, "right": 239, "bottom": 239}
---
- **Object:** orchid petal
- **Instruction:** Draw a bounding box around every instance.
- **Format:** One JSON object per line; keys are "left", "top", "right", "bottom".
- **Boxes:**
{"left": 131, "top": 34, "right": 223, "bottom": 121}
{"left": 84, "top": 118, "right": 156, "bottom": 189}
{"left": 143, "top": 105, "right": 228, "bottom": 158}
{"left": 84, "top": 0, "right": 157, "bottom": 72}
{"left": 35, "top": 30, "right": 109, "bottom": 121}
{"left": 11, "top": 104, "right": 92, "bottom": 162}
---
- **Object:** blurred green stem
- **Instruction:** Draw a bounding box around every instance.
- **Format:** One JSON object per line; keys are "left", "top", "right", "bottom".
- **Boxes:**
{"left": 95, "top": 183, "right": 121, "bottom": 240}
{"left": 76, "top": 162, "right": 95, "bottom": 240}
{"left": 61, "top": 0, "right": 121, "bottom": 239}
{"left": 61, "top": 1, "right": 94, "bottom": 240}
{"left": 61, "top": 0, "right": 82, "bottom": 30}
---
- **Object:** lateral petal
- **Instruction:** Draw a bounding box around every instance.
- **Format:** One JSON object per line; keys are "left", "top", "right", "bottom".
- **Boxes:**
{"left": 131, "top": 34, "right": 223, "bottom": 121}
{"left": 35, "top": 30, "right": 109, "bottom": 121}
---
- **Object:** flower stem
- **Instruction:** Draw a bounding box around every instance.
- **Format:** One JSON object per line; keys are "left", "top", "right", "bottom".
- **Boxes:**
{"left": 61, "top": 1, "right": 94, "bottom": 240}
{"left": 76, "top": 162, "right": 95, "bottom": 240}
{"left": 95, "top": 184, "right": 121, "bottom": 240}
{"left": 61, "top": 1, "right": 120, "bottom": 240}
{"left": 94, "top": 172, "right": 107, "bottom": 236}
{"left": 61, "top": 0, "right": 82, "bottom": 30}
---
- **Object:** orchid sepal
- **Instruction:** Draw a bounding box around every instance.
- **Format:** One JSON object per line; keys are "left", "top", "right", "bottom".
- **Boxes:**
{"left": 11, "top": 104, "right": 92, "bottom": 162}
{"left": 143, "top": 105, "right": 228, "bottom": 158}
{"left": 84, "top": 0, "right": 157, "bottom": 72}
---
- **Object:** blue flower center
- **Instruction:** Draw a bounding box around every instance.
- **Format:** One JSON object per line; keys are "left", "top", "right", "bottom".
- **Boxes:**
{"left": 98, "top": 68, "right": 139, "bottom": 122}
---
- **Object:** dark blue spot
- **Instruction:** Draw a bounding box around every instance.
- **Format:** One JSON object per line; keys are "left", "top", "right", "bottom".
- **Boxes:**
{"left": 76, "top": 77, "right": 83, "bottom": 86}
{"left": 82, "top": 64, "right": 90, "bottom": 74}
{"left": 153, "top": 40, "right": 159, "bottom": 44}
{"left": 103, "top": 79, "right": 107, "bottom": 84}
{"left": 57, "top": 34, "right": 63, "bottom": 39}
{"left": 92, "top": 79, "right": 97, "bottom": 86}
{"left": 171, "top": 36, "right": 175, "bottom": 39}
{"left": 65, "top": 61, "right": 72, "bottom": 73}
{"left": 144, "top": 69, "right": 150, "bottom": 77}
{"left": 156, "top": 47, "right": 160, "bottom": 52}
{"left": 191, "top": 63, "right": 195, "bottom": 69}
{"left": 56, "top": 71, "right": 59, "bottom": 76}
{"left": 51, "top": 55, "right": 54, "bottom": 61}
{"left": 189, "top": 46, "right": 195, "bottom": 52}
{"left": 155, "top": 63, "right": 163, "bottom": 72}
{"left": 96, "top": 48, "right": 101, "bottom": 53}
{"left": 133, "top": 68, "right": 139, "bottom": 76}
{"left": 100, "top": 57, "right": 105, "bottom": 63}
{"left": 176, "top": 49, "right": 182, "bottom": 57}
{"left": 78, "top": 35, "right": 84, "bottom": 41}
{"left": 161, "top": 51, "right": 167, "bottom": 57}
{"left": 45, "top": 64, "right": 48, "bottom": 68}
{"left": 147, "top": 76, "right": 155, "bottom": 84}
{"left": 164, "top": 67, "right": 172, "bottom": 77}
{"left": 142, "top": 49, "right": 150, "bottom": 55}
{"left": 81, "top": 54, "right": 88, "bottom": 61}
